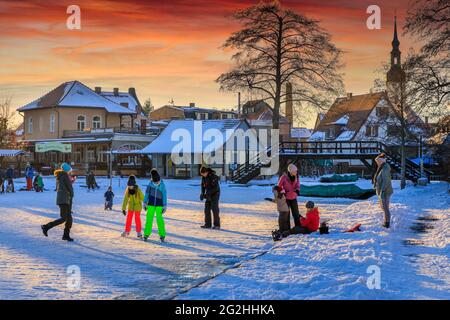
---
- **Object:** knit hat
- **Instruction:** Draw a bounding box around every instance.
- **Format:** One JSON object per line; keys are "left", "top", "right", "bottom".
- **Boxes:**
{"left": 287, "top": 163, "right": 298, "bottom": 174}
{"left": 305, "top": 201, "right": 315, "bottom": 209}
{"left": 127, "top": 175, "right": 136, "bottom": 186}
{"left": 61, "top": 163, "right": 72, "bottom": 172}
{"left": 150, "top": 169, "right": 160, "bottom": 182}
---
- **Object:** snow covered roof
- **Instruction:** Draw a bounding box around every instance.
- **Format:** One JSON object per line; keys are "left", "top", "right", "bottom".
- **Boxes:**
{"left": 308, "top": 131, "right": 325, "bottom": 141}
{"left": 17, "top": 81, "right": 136, "bottom": 115}
{"left": 291, "top": 127, "right": 312, "bottom": 139}
{"left": 328, "top": 115, "right": 349, "bottom": 126}
{"left": 335, "top": 130, "right": 355, "bottom": 141}
{"left": 100, "top": 91, "right": 143, "bottom": 115}
{"left": 0, "top": 150, "right": 27, "bottom": 157}
{"left": 140, "top": 119, "right": 247, "bottom": 154}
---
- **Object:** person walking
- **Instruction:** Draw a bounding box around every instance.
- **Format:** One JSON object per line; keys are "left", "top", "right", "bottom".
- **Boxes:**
{"left": 143, "top": 169, "right": 167, "bottom": 242}
{"left": 41, "top": 163, "right": 74, "bottom": 241}
{"left": 86, "top": 171, "right": 96, "bottom": 191}
{"left": 373, "top": 153, "right": 394, "bottom": 228}
{"left": 25, "top": 163, "right": 34, "bottom": 191}
{"left": 199, "top": 167, "right": 221, "bottom": 230}
{"left": 277, "top": 163, "right": 301, "bottom": 227}
{"left": 104, "top": 186, "right": 115, "bottom": 211}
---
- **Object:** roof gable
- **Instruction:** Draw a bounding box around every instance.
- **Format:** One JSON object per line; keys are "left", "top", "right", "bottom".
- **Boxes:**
{"left": 18, "top": 81, "right": 136, "bottom": 114}
{"left": 314, "top": 92, "right": 386, "bottom": 139}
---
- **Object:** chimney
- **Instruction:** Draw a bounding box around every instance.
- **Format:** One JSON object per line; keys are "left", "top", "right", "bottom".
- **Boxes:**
{"left": 113, "top": 88, "right": 119, "bottom": 96}
{"left": 347, "top": 92, "right": 353, "bottom": 99}
{"left": 189, "top": 102, "right": 195, "bottom": 108}
{"left": 95, "top": 87, "right": 101, "bottom": 94}
{"left": 425, "top": 116, "right": 429, "bottom": 124}
{"left": 128, "top": 87, "right": 136, "bottom": 97}
{"left": 285, "top": 82, "right": 293, "bottom": 125}
{"left": 238, "top": 92, "right": 241, "bottom": 116}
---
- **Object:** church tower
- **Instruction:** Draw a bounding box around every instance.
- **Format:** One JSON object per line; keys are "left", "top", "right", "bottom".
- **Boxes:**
{"left": 386, "top": 16, "right": 406, "bottom": 85}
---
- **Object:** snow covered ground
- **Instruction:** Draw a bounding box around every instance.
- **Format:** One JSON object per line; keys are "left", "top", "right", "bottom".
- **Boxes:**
{"left": 0, "top": 176, "right": 448, "bottom": 300}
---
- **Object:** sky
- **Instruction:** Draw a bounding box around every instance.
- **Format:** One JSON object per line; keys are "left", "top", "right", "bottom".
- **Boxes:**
{"left": 0, "top": 0, "right": 418, "bottom": 127}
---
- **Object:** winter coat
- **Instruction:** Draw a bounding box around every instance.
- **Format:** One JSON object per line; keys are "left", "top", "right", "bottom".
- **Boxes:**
{"left": 55, "top": 169, "right": 74, "bottom": 206}
{"left": 6, "top": 168, "right": 14, "bottom": 179}
{"left": 277, "top": 173, "right": 300, "bottom": 200}
{"left": 373, "top": 163, "right": 393, "bottom": 197}
{"left": 34, "top": 176, "right": 44, "bottom": 188}
{"left": 104, "top": 191, "right": 114, "bottom": 202}
{"left": 86, "top": 173, "right": 96, "bottom": 185}
{"left": 273, "top": 188, "right": 289, "bottom": 212}
{"left": 25, "top": 166, "right": 34, "bottom": 179}
{"left": 201, "top": 169, "right": 220, "bottom": 199}
{"left": 144, "top": 180, "right": 167, "bottom": 207}
{"left": 122, "top": 186, "right": 144, "bottom": 212}
{"left": 300, "top": 207, "right": 320, "bottom": 232}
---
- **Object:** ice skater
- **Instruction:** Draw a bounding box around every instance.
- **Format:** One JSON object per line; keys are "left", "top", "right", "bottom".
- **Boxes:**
{"left": 104, "top": 186, "right": 115, "bottom": 211}
{"left": 121, "top": 175, "right": 143, "bottom": 238}
{"left": 277, "top": 163, "right": 301, "bottom": 227}
{"left": 143, "top": 169, "right": 167, "bottom": 242}
{"left": 41, "top": 163, "right": 75, "bottom": 241}
{"left": 199, "top": 167, "right": 221, "bottom": 230}
{"left": 373, "top": 153, "right": 394, "bottom": 228}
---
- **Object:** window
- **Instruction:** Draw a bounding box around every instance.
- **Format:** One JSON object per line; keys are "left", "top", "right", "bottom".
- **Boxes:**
{"left": 92, "top": 116, "right": 101, "bottom": 129}
{"left": 77, "top": 115, "right": 86, "bottom": 131}
{"left": 387, "top": 125, "right": 400, "bottom": 136}
{"left": 50, "top": 113, "right": 55, "bottom": 133}
{"left": 28, "top": 117, "right": 33, "bottom": 134}
{"left": 365, "top": 125, "right": 379, "bottom": 137}
{"left": 325, "top": 127, "right": 335, "bottom": 139}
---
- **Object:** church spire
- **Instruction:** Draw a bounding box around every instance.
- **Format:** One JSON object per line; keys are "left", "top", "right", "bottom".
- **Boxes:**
{"left": 390, "top": 15, "right": 401, "bottom": 67}
{"left": 387, "top": 15, "right": 405, "bottom": 84}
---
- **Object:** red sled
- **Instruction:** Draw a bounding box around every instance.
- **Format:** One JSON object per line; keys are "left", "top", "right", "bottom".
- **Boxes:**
{"left": 345, "top": 223, "right": 362, "bottom": 233}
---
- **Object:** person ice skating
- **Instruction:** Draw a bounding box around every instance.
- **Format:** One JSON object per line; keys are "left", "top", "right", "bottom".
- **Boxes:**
{"left": 273, "top": 185, "right": 290, "bottom": 233}
{"left": 33, "top": 172, "right": 44, "bottom": 192}
{"left": 277, "top": 163, "right": 301, "bottom": 227}
{"left": 0, "top": 169, "right": 5, "bottom": 193}
{"left": 199, "top": 166, "right": 221, "bottom": 229}
{"left": 272, "top": 201, "right": 320, "bottom": 241}
{"left": 143, "top": 169, "right": 167, "bottom": 242}
{"left": 121, "top": 175, "right": 144, "bottom": 238}
{"left": 6, "top": 165, "right": 15, "bottom": 193}
{"left": 25, "top": 163, "right": 34, "bottom": 191}
{"left": 86, "top": 171, "right": 97, "bottom": 191}
{"left": 104, "top": 186, "right": 115, "bottom": 211}
{"left": 373, "top": 153, "right": 394, "bottom": 228}
{"left": 41, "top": 163, "right": 74, "bottom": 241}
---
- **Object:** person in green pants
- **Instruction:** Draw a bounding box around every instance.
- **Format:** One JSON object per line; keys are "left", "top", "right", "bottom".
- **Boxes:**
{"left": 143, "top": 169, "right": 167, "bottom": 242}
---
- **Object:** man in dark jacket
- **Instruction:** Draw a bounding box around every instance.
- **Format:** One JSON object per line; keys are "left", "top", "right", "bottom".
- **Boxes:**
{"left": 6, "top": 166, "right": 14, "bottom": 192}
{"left": 86, "top": 171, "right": 97, "bottom": 191}
{"left": 41, "top": 163, "right": 75, "bottom": 241}
{"left": 200, "top": 167, "right": 221, "bottom": 229}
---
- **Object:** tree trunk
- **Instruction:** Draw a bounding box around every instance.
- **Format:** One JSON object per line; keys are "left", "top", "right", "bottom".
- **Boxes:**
{"left": 272, "top": 17, "right": 284, "bottom": 130}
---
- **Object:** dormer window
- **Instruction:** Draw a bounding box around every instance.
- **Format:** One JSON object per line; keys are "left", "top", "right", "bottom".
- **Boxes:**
{"left": 325, "top": 127, "right": 335, "bottom": 139}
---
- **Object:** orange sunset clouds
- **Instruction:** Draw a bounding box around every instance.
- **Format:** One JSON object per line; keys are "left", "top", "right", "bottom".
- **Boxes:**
{"left": 0, "top": 0, "right": 418, "bottom": 127}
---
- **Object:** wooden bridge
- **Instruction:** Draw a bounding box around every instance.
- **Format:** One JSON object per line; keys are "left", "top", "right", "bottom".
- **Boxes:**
{"left": 230, "top": 141, "right": 432, "bottom": 184}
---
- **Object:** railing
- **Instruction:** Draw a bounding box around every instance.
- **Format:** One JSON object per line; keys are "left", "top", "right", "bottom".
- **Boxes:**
{"left": 63, "top": 127, "right": 160, "bottom": 137}
{"left": 279, "top": 141, "right": 382, "bottom": 155}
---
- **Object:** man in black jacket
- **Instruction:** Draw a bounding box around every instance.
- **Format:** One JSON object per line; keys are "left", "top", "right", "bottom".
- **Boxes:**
{"left": 200, "top": 167, "right": 221, "bottom": 229}
{"left": 41, "top": 163, "right": 75, "bottom": 241}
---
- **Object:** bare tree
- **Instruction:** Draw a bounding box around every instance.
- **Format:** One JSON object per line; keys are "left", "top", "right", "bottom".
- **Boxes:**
{"left": 0, "top": 97, "right": 15, "bottom": 148}
{"left": 404, "top": 0, "right": 449, "bottom": 111}
{"left": 217, "top": 1, "right": 344, "bottom": 129}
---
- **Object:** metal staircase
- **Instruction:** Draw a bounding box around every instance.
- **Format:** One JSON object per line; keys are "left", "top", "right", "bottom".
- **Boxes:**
{"left": 230, "top": 141, "right": 432, "bottom": 184}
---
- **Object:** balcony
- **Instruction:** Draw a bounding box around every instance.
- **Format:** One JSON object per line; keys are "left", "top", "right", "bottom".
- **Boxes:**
{"left": 63, "top": 127, "right": 160, "bottom": 138}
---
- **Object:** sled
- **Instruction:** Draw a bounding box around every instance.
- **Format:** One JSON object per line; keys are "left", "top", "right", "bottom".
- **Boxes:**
{"left": 264, "top": 197, "right": 275, "bottom": 202}
{"left": 344, "top": 223, "right": 362, "bottom": 233}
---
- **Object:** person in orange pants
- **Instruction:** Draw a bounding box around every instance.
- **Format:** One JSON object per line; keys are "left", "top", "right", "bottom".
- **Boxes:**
{"left": 121, "top": 175, "right": 144, "bottom": 238}
{"left": 25, "top": 163, "right": 34, "bottom": 191}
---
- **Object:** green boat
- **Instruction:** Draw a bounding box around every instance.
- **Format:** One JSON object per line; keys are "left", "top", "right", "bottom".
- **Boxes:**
{"left": 300, "top": 183, "right": 375, "bottom": 200}
{"left": 319, "top": 174, "right": 359, "bottom": 183}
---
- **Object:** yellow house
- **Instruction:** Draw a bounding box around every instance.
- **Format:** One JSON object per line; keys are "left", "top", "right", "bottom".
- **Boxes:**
{"left": 17, "top": 81, "right": 154, "bottom": 175}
